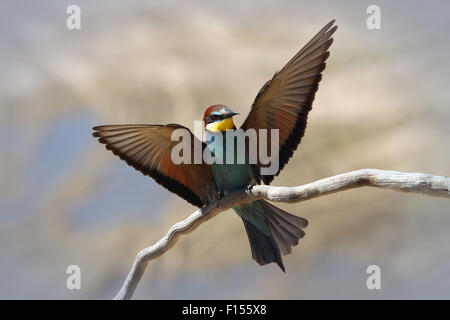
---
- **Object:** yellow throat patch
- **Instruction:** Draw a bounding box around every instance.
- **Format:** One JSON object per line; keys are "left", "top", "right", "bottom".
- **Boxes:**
{"left": 206, "top": 117, "right": 235, "bottom": 132}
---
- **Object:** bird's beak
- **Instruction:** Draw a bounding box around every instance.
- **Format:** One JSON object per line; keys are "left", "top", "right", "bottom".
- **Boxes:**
{"left": 224, "top": 111, "right": 239, "bottom": 119}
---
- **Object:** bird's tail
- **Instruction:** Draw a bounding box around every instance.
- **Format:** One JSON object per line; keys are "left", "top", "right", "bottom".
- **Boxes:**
{"left": 236, "top": 200, "right": 308, "bottom": 272}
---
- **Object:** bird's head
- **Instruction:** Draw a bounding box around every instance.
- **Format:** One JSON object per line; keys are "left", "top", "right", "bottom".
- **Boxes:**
{"left": 203, "top": 104, "right": 239, "bottom": 133}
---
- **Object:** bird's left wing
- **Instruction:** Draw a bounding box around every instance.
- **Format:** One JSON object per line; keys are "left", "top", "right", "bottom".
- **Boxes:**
{"left": 241, "top": 20, "right": 337, "bottom": 184}
{"left": 93, "top": 124, "right": 217, "bottom": 208}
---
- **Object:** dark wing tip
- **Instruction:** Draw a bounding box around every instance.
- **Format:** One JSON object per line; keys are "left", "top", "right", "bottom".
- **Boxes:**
{"left": 92, "top": 125, "right": 114, "bottom": 132}
{"left": 322, "top": 21, "right": 338, "bottom": 42}
{"left": 322, "top": 51, "right": 331, "bottom": 61}
{"left": 326, "top": 19, "right": 337, "bottom": 29}
{"left": 329, "top": 24, "right": 338, "bottom": 35}
{"left": 92, "top": 126, "right": 101, "bottom": 137}
{"left": 92, "top": 125, "right": 121, "bottom": 136}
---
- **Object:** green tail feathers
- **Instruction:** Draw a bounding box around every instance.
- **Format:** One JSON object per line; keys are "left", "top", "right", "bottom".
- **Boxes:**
{"left": 233, "top": 200, "right": 308, "bottom": 272}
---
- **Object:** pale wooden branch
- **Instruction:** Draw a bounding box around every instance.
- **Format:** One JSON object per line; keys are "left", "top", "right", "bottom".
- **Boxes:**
{"left": 113, "top": 169, "right": 450, "bottom": 300}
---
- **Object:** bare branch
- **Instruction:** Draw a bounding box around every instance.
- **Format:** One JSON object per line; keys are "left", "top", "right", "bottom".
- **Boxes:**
{"left": 113, "top": 169, "right": 449, "bottom": 299}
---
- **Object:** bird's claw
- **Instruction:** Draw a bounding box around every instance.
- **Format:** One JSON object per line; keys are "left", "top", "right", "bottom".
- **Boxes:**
{"left": 217, "top": 191, "right": 225, "bottom": 199}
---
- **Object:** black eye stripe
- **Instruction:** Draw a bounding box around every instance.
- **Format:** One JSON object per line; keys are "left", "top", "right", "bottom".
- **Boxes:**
{"left": 206, "top": 111, "right": 236, "bottom": 124}
{"left": 206, "top": 116, "right": 216, "bottom": 124}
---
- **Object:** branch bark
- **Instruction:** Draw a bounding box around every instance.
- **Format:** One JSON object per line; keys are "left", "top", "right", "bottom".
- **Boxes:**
{"left": 113, "top": 169, "right": 450, "bottom": 299}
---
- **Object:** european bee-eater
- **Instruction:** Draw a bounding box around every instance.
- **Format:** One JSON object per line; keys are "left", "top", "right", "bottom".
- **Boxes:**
{"left": 93, "top": 20, "right": 336, "bottom": 271}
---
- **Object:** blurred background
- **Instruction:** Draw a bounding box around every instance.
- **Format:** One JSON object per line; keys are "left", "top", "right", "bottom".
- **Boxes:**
{"left": 0, "top": 0, "right": 449, "bottom": 299}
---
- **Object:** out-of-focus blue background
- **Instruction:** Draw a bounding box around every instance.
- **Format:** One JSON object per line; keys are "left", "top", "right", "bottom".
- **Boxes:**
{"left": 0, "top": 0, "right": 449, "bottom": 299}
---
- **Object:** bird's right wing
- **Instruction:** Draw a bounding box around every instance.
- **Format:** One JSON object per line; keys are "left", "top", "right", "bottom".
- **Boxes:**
{"left": 93, "top": 124, "right": 217, "bottom": 208}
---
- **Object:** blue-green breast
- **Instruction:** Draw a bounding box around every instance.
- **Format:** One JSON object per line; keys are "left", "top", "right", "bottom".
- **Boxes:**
{"left": 206, "top": 131, "right": 256, "bottom": 193}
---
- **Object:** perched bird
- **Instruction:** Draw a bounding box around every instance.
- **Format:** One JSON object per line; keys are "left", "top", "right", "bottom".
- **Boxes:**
{"left": 93, "top": 20, "right": 337, "bottom": 271}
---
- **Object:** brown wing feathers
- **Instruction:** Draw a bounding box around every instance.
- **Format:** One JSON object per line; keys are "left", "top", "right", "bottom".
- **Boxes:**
{"left": 93, "top": 124, "right": 216, "bottom": 208}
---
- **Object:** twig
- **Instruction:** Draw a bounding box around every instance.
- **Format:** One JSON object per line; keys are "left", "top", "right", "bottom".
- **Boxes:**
{"left": 113, "top": 169, "right": 450, "bottom": 299}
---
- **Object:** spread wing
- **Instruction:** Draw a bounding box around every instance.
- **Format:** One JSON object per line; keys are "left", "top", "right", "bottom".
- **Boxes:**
{"left": 241, "top": 20, "right": 337, "bottom": 184}
{"left": 93, "top": 124, "right": 217, "bottom": 207}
